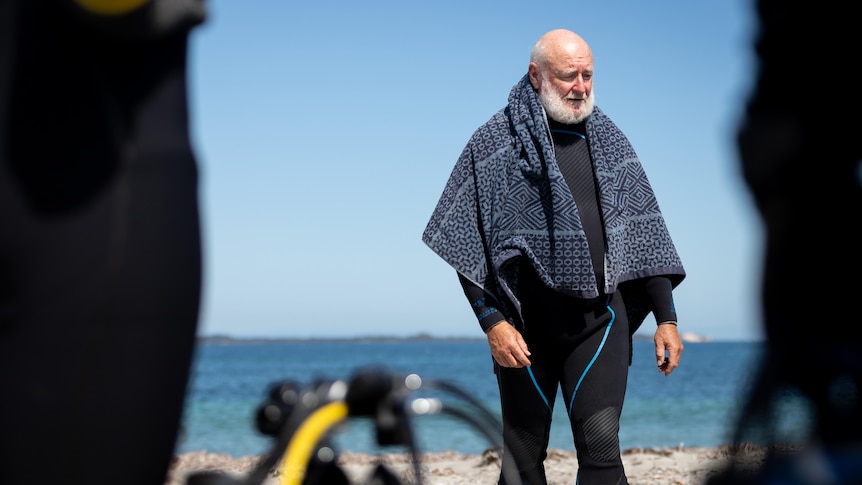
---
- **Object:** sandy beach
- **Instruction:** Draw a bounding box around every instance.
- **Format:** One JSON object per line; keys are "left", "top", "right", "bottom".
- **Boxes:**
{"left": 165, "top": 445, "right": 775, "bottom": 485}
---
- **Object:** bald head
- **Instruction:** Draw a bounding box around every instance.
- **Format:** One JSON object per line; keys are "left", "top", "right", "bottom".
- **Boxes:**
{"left": 528, "top": 29, "right": 596, "bottom": 123}
{"left": 530, "top": 29, "right": 593, "bottom": 69}
{"left": 529, "top": 29, "right": 593, "bottom": 70}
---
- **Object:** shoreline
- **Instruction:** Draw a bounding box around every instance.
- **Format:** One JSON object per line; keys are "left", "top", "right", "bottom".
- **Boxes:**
{"left": 165, "top": 444, "right": 778, "bottom": 485}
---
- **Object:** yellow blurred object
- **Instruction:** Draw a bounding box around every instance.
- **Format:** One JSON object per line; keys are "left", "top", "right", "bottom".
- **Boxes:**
{"left": 74, "top": 0, "right": 149, "bottom": 15}
{"left": 279, "top": 401, "right": 349, "bottom": 485}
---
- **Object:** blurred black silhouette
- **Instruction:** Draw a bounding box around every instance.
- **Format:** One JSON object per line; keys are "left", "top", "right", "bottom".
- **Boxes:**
{"left": 708, "top": 1, "right": 862, "bottom": 483}
{"left": 1, "top": 1, "right": 206, "bottom": 484}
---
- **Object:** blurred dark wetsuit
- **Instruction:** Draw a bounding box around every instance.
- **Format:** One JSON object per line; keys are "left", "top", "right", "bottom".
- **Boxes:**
{"left": 0, "top": 1, "right": 205, "bottom": 484}
{"left": 706, "top": 1, "right": 862, "bottom": 484}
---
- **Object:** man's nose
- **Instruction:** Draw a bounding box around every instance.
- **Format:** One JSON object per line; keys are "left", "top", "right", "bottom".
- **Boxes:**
{"left": 571, "top": 77, "right": 587, "bottom": 93}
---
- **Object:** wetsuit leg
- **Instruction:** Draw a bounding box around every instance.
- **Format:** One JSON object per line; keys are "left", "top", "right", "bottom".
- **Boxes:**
{"left": 495, "top": 262, "right": 630, "bottom": 485}
{"left": 0, "top": 4, "right": 202, "bottom": 484}
{"left": 495, "top": 347, "right": 561, "bottom": 485}
{"left": 561, "top": 292, "right": 630, "bottom": 485}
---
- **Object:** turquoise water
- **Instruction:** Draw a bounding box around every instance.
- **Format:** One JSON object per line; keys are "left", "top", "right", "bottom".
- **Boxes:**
{"left": 177, "top": 340, "right": 763, "bottom": 457}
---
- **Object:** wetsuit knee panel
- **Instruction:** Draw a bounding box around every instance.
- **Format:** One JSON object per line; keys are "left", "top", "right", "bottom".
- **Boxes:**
{"left": 582, "top": 406, "right": 621, "bottom": 463}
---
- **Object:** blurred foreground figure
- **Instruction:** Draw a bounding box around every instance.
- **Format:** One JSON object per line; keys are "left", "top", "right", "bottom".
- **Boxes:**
{"left": 708, "top": 1, "right": 862, "bottom": 483}
{"left": 0, "top": 1, "right": 206, "bottom": 484}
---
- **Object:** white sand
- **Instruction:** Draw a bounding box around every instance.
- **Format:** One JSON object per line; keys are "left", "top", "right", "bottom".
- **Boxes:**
{"left": 165, "top": 445, "right": 774, "bottom": 485}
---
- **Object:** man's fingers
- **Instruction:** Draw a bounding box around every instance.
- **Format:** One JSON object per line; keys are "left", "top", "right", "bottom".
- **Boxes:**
{"left": 499, "top": 346, "right": 531, "bottom": 368}
{"left": 487, "top": 322, "right": 531, "bottom": 367}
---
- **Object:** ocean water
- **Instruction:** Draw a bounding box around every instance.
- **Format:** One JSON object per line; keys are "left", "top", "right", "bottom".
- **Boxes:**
{"left": 177, "top": 339, "right": 764, "bottom": 458}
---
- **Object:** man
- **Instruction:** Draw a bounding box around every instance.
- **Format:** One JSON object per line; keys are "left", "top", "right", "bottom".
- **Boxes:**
{"left": 422, "top": 29, "right": 686, "bottom": 484}
{"left": 0, "top": 1, "right": 205, "bottom": 484}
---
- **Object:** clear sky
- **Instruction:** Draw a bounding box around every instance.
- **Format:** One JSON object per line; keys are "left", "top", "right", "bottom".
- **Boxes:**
{"left": 189, "top": 0, "right": 764, "bottom": 342}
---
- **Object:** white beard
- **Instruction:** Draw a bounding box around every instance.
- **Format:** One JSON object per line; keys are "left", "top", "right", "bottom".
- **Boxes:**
{"left": 539, "top": 85, "right": 595, "bottom": 124}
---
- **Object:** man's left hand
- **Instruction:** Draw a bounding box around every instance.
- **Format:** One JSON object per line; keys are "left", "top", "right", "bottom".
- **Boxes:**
{"left": 655, "top": 324, "right": 683, "bottom": 376}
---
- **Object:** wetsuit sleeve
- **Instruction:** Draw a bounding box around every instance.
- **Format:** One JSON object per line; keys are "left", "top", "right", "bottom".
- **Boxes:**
{"left": 457, "top": 272, "right": 507, "bottom": 333}
{"left": 643, "top": 276, "right": 678, "bottom": 325}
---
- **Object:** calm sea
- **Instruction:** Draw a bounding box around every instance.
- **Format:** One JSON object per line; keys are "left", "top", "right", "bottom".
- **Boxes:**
{"left": 177, "top": 339, "right": 764, "bottom": 458}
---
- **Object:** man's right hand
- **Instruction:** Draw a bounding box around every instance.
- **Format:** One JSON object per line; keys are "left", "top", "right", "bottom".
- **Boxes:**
{"left": 486, "top": 321, "right": 531, "bottom": 367}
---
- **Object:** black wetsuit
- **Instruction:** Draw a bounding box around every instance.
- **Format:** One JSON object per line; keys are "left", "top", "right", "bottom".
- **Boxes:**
{"left": 0, "top": 2, "right": 205, "bottom": 484}
{"left": 460, "top": 120, "right": 676, "bottom": 485}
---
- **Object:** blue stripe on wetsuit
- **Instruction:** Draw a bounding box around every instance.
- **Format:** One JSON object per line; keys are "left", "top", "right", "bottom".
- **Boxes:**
{"left": 524, "top": 296, "right": 616, "bottom": 415}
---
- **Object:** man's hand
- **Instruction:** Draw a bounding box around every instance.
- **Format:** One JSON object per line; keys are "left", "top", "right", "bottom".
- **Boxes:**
{"left": 486, "top": 322, "right": 531, "bottom": 367}
{"left": 655, "top": 324, "right": 683, "bottom": 376}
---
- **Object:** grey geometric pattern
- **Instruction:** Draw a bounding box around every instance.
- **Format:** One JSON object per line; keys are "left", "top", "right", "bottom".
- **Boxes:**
{"left": 422, "top": 74, "right": 685, "bottom": 329}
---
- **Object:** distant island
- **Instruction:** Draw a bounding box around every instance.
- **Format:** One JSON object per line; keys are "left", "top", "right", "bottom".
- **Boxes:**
{"left": 679, "top": 332, "right": 713, "bottom": 343}
{"left": 198, "top": 333, "right": 484, "bottom": 345}
{"left": 198, "top": 331, "right": 714, "bottom": 345}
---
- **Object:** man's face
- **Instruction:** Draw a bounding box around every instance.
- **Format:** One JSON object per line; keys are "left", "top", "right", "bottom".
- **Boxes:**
{"left": 539, "top": 74, "right": 596, "bottom": 124}
{"left": 536, "top": 65, "right": 595, "bottom": 124}
{"left": 529, "top": 37, "right": 595, "bottom": 124}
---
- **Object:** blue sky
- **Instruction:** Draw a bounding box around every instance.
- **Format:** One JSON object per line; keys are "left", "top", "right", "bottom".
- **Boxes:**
{"left": 189, "top": 0, "right": 763, "bottom": 341}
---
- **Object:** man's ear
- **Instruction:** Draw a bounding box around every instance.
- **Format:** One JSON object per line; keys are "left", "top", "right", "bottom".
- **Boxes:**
{"left": 528, "top": 63, "right": 541, "bottom": 90}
